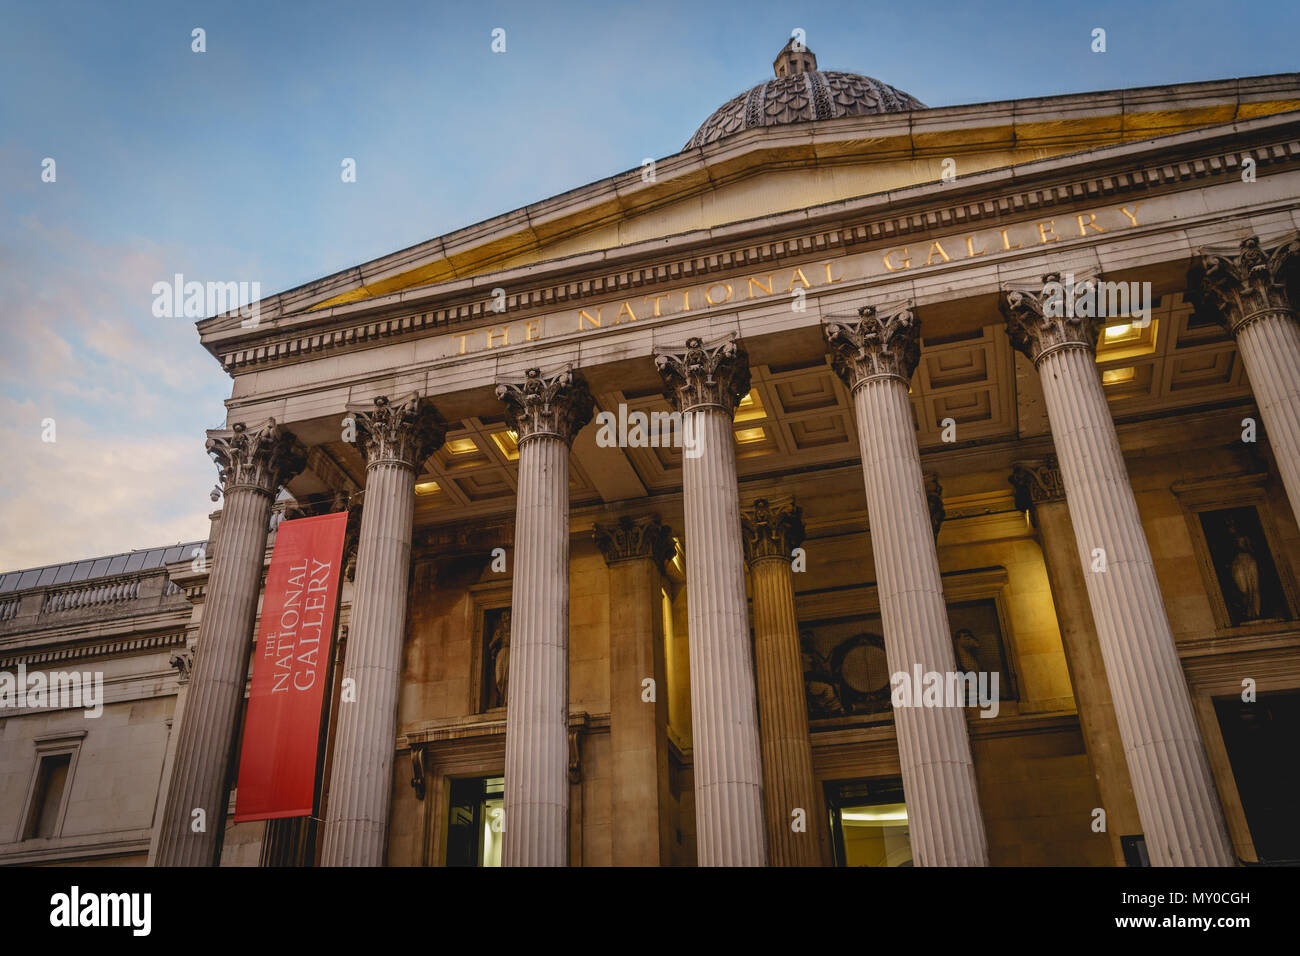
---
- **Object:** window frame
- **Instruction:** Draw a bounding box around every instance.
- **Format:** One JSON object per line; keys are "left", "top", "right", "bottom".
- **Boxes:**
{"left": 15, "top": 730, "right": 86, "bottom": 843}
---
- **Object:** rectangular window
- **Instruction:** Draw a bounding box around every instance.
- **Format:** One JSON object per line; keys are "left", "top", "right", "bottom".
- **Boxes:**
{"left": 824, "top": 778, "right": 912, "bottom": 867}
{"left": 25, "top": 752, "right": 71, "bottom": 839}
{"left": 445, "top": 776, "right": 504, "bottom": 867}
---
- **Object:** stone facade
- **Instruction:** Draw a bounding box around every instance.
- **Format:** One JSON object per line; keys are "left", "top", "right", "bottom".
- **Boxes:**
{"left": 6, "top": 48, "right": 1300, "bottom": 867}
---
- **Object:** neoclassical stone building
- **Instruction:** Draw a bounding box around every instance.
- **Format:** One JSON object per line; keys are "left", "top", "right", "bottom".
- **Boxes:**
{"left": 8, "top": 43, "right": 1300, "bottom": 867}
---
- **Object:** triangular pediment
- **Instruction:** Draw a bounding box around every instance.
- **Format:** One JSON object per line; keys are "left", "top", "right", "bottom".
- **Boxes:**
{"left": 197, "top": 73, "right": 1299, "bottom": 337}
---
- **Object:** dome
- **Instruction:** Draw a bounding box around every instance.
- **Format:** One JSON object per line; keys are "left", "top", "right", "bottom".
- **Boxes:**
{"left": 685, "top": 40, "right": 926, "bottom": 150}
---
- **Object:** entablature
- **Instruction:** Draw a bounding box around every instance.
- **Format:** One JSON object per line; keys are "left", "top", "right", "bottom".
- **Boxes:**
{"left": 206, "top": 111, "right": 1300, "bottom": 382}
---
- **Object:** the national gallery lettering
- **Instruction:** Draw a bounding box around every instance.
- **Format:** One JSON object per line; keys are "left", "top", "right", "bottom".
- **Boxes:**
{"left": 4, "top": 40, "right": 1300, "bottom": 867}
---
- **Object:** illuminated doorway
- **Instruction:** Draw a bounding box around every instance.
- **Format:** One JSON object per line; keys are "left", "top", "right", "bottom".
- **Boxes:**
{"left": 825, "top": 778, "right": 913, "bottom": 867}
{"left": 445, "top": 775, "right": 505, "bottom": 867}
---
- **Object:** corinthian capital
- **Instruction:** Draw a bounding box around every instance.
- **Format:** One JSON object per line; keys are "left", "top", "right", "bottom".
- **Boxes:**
{"left": 495, "top": 366, "right": 594, "bottom": 446}
{"left": 1187, "top": 233, "right": 1300, "bottom": 336}
{"left": 344, "top": 393, "right": 445, "bottom": 470}
{"left": 1009, "top": 456, "right": 1066, "bottom": 523}
{"left": 740, "top": 497, "right": 805, "bottom": 565}
{"left": 593, "top": 514, "right": 674, "bottom": 567}
{"left": 999, "top": 273, "right": 1102, "bottom": 365}
{"left": 654, "top": 334, "right": 750, "bottom": 415}
{"left": 823, "top": 302, "right": 920, "bottom": 390}
{"left": 206, "top": 418, "right": 306, "bottom": 497}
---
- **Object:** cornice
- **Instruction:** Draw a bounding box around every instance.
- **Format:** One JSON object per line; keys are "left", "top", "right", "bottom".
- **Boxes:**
{"left": 0, "top": 629, "right": 188, "bottom": 669}
{"left": 209, "top": 114, "right": 1300, "bottom": 376}
{"left": 201, "top": 74, "right": 1300, "bottom": 335}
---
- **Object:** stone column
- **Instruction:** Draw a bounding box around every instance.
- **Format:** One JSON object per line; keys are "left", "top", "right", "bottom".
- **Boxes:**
{"left": 152, "top": 420, "right": 305, "bottom": 866}
{"left": 1001, "top": 275, "right": 1235, "bottom": 866}
{"left": 320, "top": 394, "right": 444, "bottom": 866}
{"left": 1011, "top": 457, "right": 1143, "bottom": 865}
{"left": 1189, "top": 234, "right": 1300, "bottom": 521}
{"left": 655, "top": 335, "right": 767, "bottom": 867}
{"left": 740, "top": 497, "right": 823, "bottom": 867}
{"left": 594, "top": 514, "right": 675, "bottom": 866}
{"left": 495, "top": 367, "right": 594, "bottom": 866}
{"left": 825, "top": 306, "right": 988, "bottom": 866}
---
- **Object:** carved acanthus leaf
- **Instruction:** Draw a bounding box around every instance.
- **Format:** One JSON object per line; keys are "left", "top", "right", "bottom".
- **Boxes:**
{"left": 495, "top": 366, "right": 595, "bottom": 445}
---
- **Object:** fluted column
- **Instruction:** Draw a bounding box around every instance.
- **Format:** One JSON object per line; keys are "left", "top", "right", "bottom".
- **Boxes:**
{"left": 655, "top": 335, "right": 767, "bottom": 866}
{"left": 595, "top": 515, "right": 674, "bottom": 866}
{"left": 1190, "top": 234, "right": 1300, "bottom": 521}
{"left": 320, "top": 394, "right": 444, "bottom": 866}
{"left": 1002, "top": 276, "right": 1235, "bottom": 866}
{"left": 825, "top": 306, "right": 988, "bottom": 866}
{"left": 741, "top": 497, "right": 823, "bottom": 866}
{"left": 496, "top": 367, "right": 594, "bottom": 866}
{"left": 152, "top": 420, "right": 305, "bottom": 866}
{"left": 1011, "top": 457, "right": 1142, "bottom": 865}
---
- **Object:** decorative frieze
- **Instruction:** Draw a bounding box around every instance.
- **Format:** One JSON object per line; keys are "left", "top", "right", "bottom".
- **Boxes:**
{"left": 206, "top": 419, "right": 305, "bottom": 497}
{"left": 215, "top": 134, "right": 1300, "bottom": 374}
{"left": 824, "top": 303, "right": 921, "bottom": 389}
{"left": 1188, "top": 233, "right": 1300, "bottom": 335}
{"left": 999, "top": 273, "right": 1102, "bottom": 365}
{"left": 495, "top": 366, "right": 595, "bottom": 445}
{"left": 740, "top": 497, "right": 805, "bottom": 565}
{"left": 593, "top": 515, "right": 674, "bottom": 566}
{"left": 654, "top": 334, "right": 751, "bottom": 415}
{"left": 344, "top": 393, "right": 445, "bottom": 469}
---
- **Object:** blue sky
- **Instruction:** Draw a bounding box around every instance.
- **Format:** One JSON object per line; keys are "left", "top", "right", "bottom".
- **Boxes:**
{"left": 2, "top": 0, "right": 1297, "bottom": 570}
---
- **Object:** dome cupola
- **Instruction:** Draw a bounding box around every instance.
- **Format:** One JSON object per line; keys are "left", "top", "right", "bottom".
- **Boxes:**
{"left": 685, "top": 39, "right": 925, "bottom": 150}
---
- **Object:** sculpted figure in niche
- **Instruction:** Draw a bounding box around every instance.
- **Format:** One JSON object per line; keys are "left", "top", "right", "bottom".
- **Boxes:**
{"left": 1226, "top": 519, "right": 1262, "bottom": 620}
{"left": 1199, "top": 506, "right": 1288, "bottom": 625}
{"left": 952, "top": 628, "right": 982, "bottom": 673}
{"left": 489, "top": 610, "right": 511, "bottom": 708}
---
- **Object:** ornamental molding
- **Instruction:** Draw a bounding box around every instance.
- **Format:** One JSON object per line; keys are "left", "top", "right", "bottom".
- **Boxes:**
{"left": 214, "top": 132, "right": 1300, "bottom": 373}
{"left": 494, "top": 366, "right": 595, "bottom": 445}
{"left": 206, "top": 419, "right": 306, "bottom": 497}
{"left": 593, "top": 514, "right": 675, "bottom": 567}
{"left": 654, "top": 334, "right": 751, "bottom": 415}
{"left": 1009, "top": 456, "right": 1067, "bottom": 522}
{"left": 824, "top": 302, "right": 920, "bottom": 388}
{"left": 740, "top": 497, "right": 805, "bottom": 565}
{"left": 0, "top": 630, "right": 188, "bottom": 670}
{"left": 343, "top": 393, "right": 446, "bottom": 470}
{"left": 999, "top": 273, "right": 1102, "bottom": 366}
{"left": 414, "top": 517, "right": 515, "bottom": 556}
{"left": 1187, "top": 232, "right": 1300, "bottom": 335}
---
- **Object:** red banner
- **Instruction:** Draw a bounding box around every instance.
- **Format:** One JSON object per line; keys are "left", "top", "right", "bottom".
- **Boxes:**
{"left": 234, "top": 511, "right": 347, "bottom": 822}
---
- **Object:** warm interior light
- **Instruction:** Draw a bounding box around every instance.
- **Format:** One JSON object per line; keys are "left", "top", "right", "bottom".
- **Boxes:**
{"left": 734, "top": 426, "right": 766, "bottom": 444}
{"left": 414, "top": 480, "right": 441, "bottom": 495}
{"left": 735, "top": 390, "right": 765, "bottom": 423}
{"left": 445, "top": 437, "right": 478, "bottom": 455}
{"left": 1104, "top": 322, "right": 1132, "bottom": 340}
{"left": 491, "top": 430, "right": 520, "bottom": 461}
{"left": 841, "top": 805, "right": 909, "bottom": 824}
{"left": 1101, "top": 367, "right": 1136, "bottom": 385}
